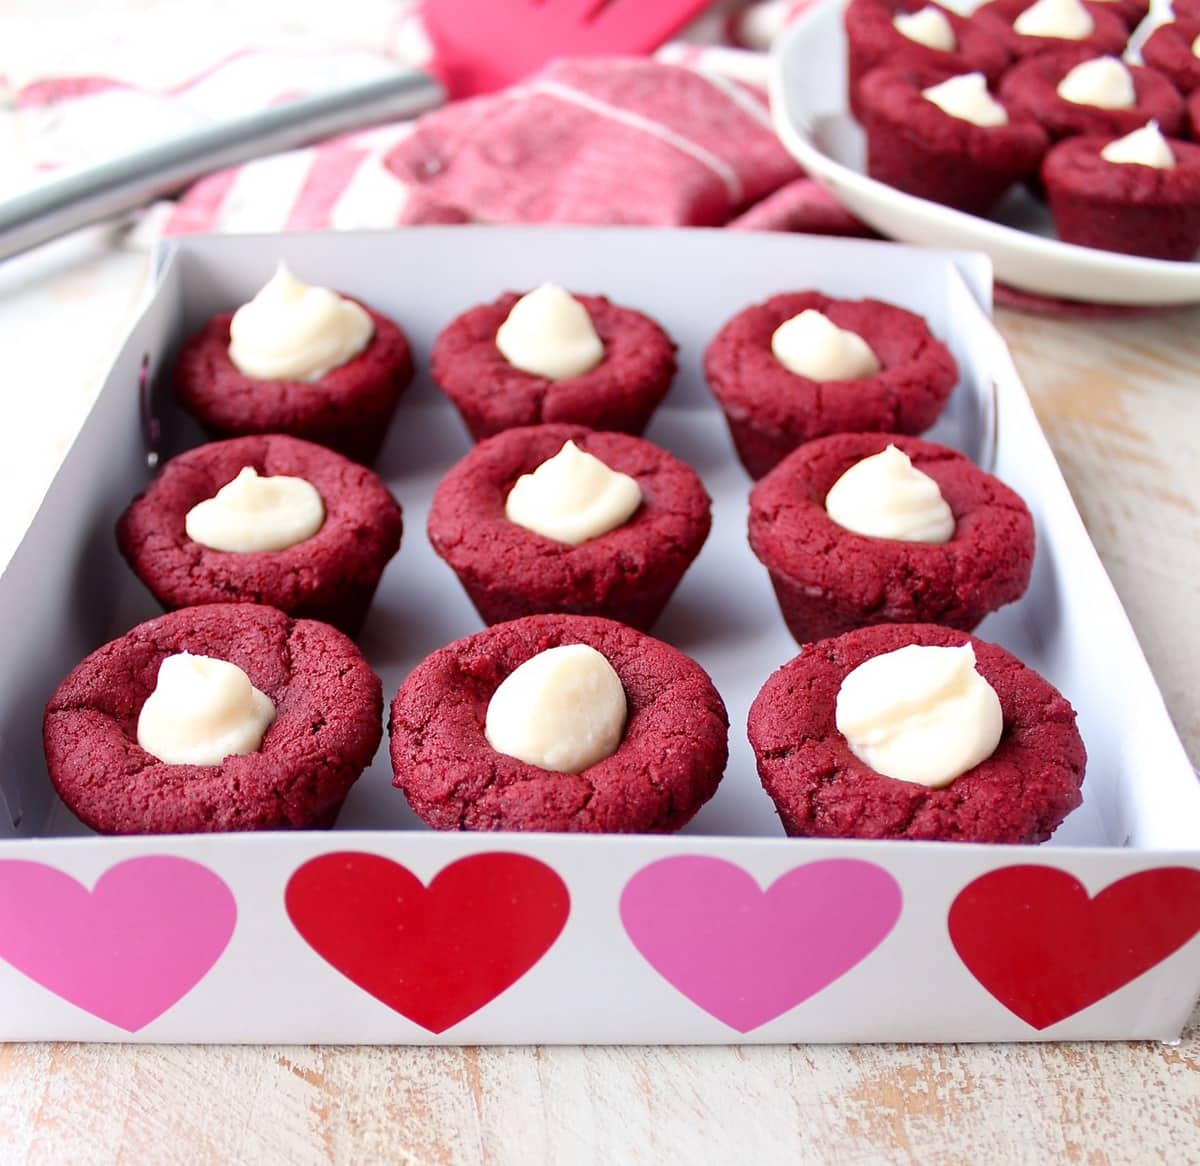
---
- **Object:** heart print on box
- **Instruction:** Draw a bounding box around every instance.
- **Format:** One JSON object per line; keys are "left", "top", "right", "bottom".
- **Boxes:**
{"left": 285, "top": 851, "right": 570, "bottom": 1034}
{"left": 949, "top": 864, "right": 1200, "bottom": 1030}
{"left": 0, "top": 856, "right": 236, "bottom": 1032}
{"left": 620, "top": 856, "right": 903, "bottom": 1032}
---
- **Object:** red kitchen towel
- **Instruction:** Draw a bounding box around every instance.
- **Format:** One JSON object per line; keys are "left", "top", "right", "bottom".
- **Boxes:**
{"left": 382, "top": 57, "right": 806, "bottom": 227}
{"left": 156, "top": 38, "right": 845, "bottom": 237}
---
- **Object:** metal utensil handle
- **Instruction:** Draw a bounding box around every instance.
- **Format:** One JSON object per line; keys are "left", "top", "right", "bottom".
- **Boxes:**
{"left": 0, "top": 68, "right": 445, "bottom": 262}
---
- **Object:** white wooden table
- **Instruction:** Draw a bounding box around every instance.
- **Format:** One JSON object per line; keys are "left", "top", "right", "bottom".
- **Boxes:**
{"left": 0, "top": 233, "right": 1197, "bottom": 1165}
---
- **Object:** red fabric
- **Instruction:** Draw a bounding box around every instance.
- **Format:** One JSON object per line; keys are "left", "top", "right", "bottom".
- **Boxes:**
{"left": 384, "top": 58, "right": 805, "bottom": 226}
{"left": 728, "top": 177, "right": 874, "bottom": 235}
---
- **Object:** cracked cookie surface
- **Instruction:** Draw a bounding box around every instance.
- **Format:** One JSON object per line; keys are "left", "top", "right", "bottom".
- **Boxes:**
{"left": 389, "top": 613, "right": 728, "bottom": 833}
{"left": 117, "top": 434, "right": 402, "bottom": 636}
{"left": 748, "top": 622, "right": 1086, "bottom": 843}
{"left": 703, "top": 292, "right": 958, "bottom": 478}
{"left": 428, "top": 423, "right": 711, "bottom": 631}
{"left": 174, "top": 302, "right": 413, "bottom": 464}
{"left": 748, "top": 432, "right": 1034, "bottom": 643}
{"left": 431, "top": 292, "right": 677, "bottom": 441}
{"left": 43, "top": 603, "right": 383, "bottom": 834}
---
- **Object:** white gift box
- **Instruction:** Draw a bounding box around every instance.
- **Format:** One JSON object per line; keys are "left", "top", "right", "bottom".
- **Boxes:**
{"left": 1, "top": 227, "right": 1197, "bottom": 1044}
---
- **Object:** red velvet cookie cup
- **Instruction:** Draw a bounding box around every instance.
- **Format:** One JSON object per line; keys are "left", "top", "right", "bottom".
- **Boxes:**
{"left": 389, "top": 613, "right": 729, "bottom": 833}
{"left": 43, "top": 604, "right": 383, "bottom": 835}
{"left": 975, "top": 0, "right": 1148, "bottom": 31}
{"left": 430, "top": 291, "right": 677, "bottom": 441}
{"left": 973, "top": 0, "right": 1129, "bottom": 60}
{"left": 703, "top": 292, "right": 958, "bottom": 479}
{"left": 999, "top": 48, "right": 1186, "bottom": 141}
{"left": 844, "top": 0, "right": 1011, "bottom": 119}
{"left": 116, "top": 435, "right": 403, "bottom": 637}
{"left": 1088, "top": 0, "right": 1151, "bottom": 30}
{"left": 174, "top": 302, "right": 413, "bottom": 465}
{"left": 1042, "top": 134, "right": 1200, "bottom": 258}
{"left": 427, "top": 423, "right": 711, "bottom": 631}
{"left": 747, "top": 622, "right": 1087, "bottom": 843}
{"left": 1141, "top": 23, "right": 1200, "bottom": 97}
{"left": 747, "top": 433, "right": 1034, "bottom": 643}
{"left": 858, "top": 66, "right": 1051, "bottom": 214}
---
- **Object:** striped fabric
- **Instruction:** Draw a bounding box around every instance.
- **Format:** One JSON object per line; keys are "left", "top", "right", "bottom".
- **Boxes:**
{"left": 2, "top": 0, "right": 840, "bottom": 240}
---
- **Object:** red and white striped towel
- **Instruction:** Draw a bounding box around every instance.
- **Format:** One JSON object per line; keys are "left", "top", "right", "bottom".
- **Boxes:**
{"left": 383, "top": 58, "right": 810, "bottom": 228}
{"left": 158, "top": 16, "right": 844, "bottom": 236}
{"left": 3, "top": 0, "right": 841, "bottom": 239}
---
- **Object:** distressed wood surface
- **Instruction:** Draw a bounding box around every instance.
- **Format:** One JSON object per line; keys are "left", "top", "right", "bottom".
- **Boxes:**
{"left": 998, "top": 305, "right": 1200, "bottom": 761}
{"left": 0, "top": 1034, "right": 1199, "bottom": 1164}
{"left": 0, "top": 250, "right": 1197, "bottom": 1165}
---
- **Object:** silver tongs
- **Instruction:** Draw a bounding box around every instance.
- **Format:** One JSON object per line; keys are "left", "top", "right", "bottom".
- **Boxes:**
{"left": 0, "top": 68, "right": 445, "bottom": 263}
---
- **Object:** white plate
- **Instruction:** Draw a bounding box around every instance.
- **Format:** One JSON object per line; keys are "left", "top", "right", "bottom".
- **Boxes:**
{"left": 767, "top": 0, "right": 1200, "bottom": 305}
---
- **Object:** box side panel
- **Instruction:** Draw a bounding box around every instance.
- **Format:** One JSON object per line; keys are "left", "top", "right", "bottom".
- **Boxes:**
{"left": 0, "top": 271, "right": 182, "bottom": 838}
{"left": 0, "top": 833, "right": 1196, "bottom": 1044}
{"left": 976, "top": 316, "right": 1200, "bottom": 850}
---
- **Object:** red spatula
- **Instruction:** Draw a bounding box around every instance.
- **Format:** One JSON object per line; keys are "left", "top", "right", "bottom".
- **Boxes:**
{"left": 423, "top": 0, "right": 717, "bottom": 97}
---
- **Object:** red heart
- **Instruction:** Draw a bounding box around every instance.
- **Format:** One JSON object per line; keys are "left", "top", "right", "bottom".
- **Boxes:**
{"left": 948, "top": 865, "right": 1200, "bottom": 1030}
{"left": 285, "top": 851, "right": 569, "bottom": 1033}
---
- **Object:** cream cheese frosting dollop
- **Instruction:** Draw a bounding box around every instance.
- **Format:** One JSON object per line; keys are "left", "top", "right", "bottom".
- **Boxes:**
{"left": 835, "top": 643, "right": 1003, "bottom": 787}
{"left": 495, "top": 284, "right": 605, "bottom": 380}
{"left": 505, "top": 440, "right": 642, "bottom": 545}
{"left": 185, "top": 466, "right": 325, "bottom": 553}
{"left": 485, "top": 644, "right": 627, "bottom": 773}
{"left": 137, "top": 652, "right": 276, "bottom": 766}
{"left": 1056, "top": 56, "right": 1135, "bottom": 109}
{"left": 893, "top": 6, "right": 958, "bottom": 50}
{"left": 921, "top": 73, "right": 1009, "bottom": 126}
{"left": 228, "top": 262, "right": 373, "bottom": 382}
{"left": 1101, "top": 120, "right": 1176, "bottom": 168}
{"left": 1013, "top": 0, "right": 1094, "bottom": 40}
{"left": 824, "top": 444, "right": 956, "bottom": 542}
{"left": 771, "top": 309, "right": 881, "bottom": 381}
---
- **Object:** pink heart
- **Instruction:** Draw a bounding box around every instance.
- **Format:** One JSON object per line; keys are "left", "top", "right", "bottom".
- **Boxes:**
{"left": 620, "top": 856, "right": 902, "bottom": 1032}
{"left": 0, "top": 856, "right": 236, "bottom": 1032}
